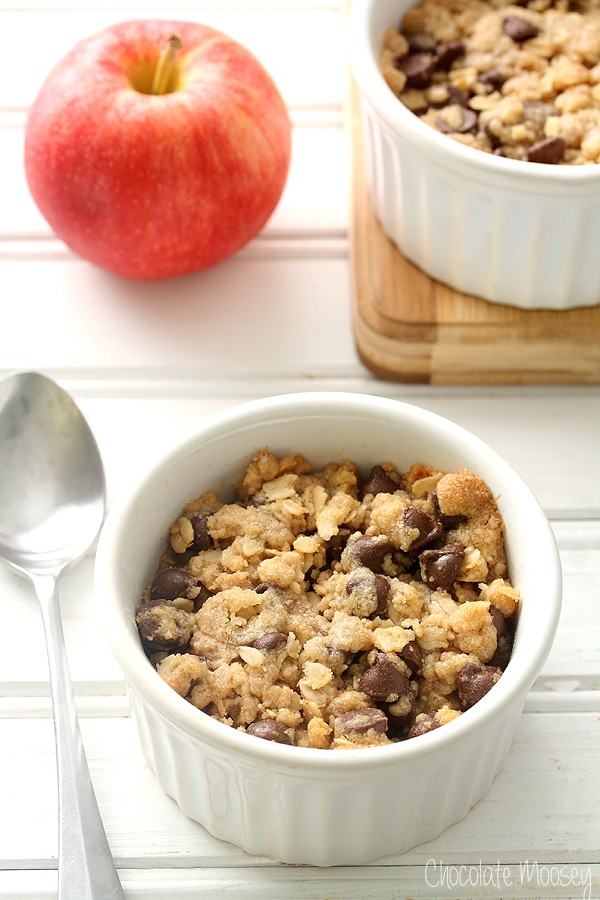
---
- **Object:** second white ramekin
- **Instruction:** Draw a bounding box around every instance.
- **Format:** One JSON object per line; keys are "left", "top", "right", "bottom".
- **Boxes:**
{"left": 347, "top": 0, "right": 600, "bottom": 310}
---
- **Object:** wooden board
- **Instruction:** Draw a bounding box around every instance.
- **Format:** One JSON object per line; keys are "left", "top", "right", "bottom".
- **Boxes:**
{"left": 348, "top": 86, "right": 600, "bottom": 385}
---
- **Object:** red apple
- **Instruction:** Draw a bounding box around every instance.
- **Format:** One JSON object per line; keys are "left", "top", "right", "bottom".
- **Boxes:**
{"left": 24, "top": 20, "right": 292, "bottom": 281}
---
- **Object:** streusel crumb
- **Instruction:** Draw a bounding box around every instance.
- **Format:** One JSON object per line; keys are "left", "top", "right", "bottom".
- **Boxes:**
{"left": 136, "top": 450, "right": 519, "bottom": 749}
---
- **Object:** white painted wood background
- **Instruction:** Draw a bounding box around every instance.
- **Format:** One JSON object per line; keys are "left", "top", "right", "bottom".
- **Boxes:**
{"left": 1, "top": 1, "right": 598, "bottom": 898}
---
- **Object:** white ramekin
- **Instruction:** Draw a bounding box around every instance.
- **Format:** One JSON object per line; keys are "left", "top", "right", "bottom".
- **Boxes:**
{"left": 347, "top": 0, "right": 600, "bottom": 310}
{"left": 95, "top": 392, "right": 561, "bottom": 865}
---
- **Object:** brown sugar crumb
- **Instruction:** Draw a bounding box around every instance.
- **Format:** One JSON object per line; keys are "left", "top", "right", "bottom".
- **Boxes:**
{"left": 136, "top": 450, "right": 520, "bottom": 749}
{"left": 380, "top": 0, "right": 600, "bottom": 164}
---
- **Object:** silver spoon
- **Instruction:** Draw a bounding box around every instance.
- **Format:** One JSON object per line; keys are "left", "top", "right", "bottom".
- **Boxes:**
{"left": 0, "top": 371, "right": 125, "bottom": 899}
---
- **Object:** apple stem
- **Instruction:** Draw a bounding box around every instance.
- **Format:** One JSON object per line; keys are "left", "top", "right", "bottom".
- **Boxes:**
{"left": 151, "top": 34, "right": 183, "bottom": 95}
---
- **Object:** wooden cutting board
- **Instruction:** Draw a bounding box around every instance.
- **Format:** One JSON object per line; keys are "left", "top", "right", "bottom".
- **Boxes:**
{"left": 348, "top": 84, "right": 600, "bottom": 385}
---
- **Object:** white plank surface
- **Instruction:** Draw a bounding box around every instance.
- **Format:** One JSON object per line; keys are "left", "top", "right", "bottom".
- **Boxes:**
{"left": 0, "top": 0, "right": 599, "bottom": 898}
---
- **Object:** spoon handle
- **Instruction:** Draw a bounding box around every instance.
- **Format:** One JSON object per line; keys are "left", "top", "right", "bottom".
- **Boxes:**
{"left": 34, "top": 573, "right": 126, "bottom": 900}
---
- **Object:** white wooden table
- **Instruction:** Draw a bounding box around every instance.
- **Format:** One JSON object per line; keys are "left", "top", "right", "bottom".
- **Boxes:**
{"left": 1, "top": 2, "right": 598, "bottom": 898}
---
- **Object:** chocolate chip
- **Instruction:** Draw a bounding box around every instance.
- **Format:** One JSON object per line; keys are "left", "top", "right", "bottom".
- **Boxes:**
{"left": 488, "top": 606, "right": 509, "bottom": 643}
{"left": 136, "top": 601, "right": 191, "bottom": 650}
{"left": 456, "top": 662, "right": 502, "bottom": 709}
{"left": 254, "top": 582, "right": 272, "bottom": 594}
{"left": 406, "top": 30, "right": 437, "bottom": 53}
{"left": 247, "top": 720, "right": 293, "bottom": 745}
{"left": 394, "top": 51, "right": 436, "bottom": 88}
{"left": 361, "top": 465, "right": 398, "bottom": 496}
{"left": 429, "top": 83, "right": 470, "bottom": 108}
{"left": 403, "top": 507, "right": 444, "bottom": 554}
{"left": 437, "top": 106, "right": 478, "bottom": 134}
{"left": 359, "top": 653, "right": 411, "bottom": 703}
{"left": 479, "top": 68, "right": 508, "bottom": 90}
{"left": 385, "top": 705, "right": 414, "bottom": 736}
{"left": 484, "top": 120, "right": 502, "bottom": 150}
{"left": 350, "top": 536, "right": 394, "bottom": 573}
{"left": 406, "top": 713, "right": 441, "bottom": 738}
{"left": 189, "top": 514, "right": 212, "bottom": 551}
{"left": 374, "top": 575, "right": 391, "bottom": 616}
{"left": 419, "top": 544, "right": 464, "bottom": 590}
{"left": 326, "top": 527, "right": 351, "bottom": 565}
{"left": 335, "top": 707, "right": 388, "bottom": 737}
{"left": 251, "top": 632, "right": 288, "bottom": 652}
{"left": 150, "top": 567, "right": 197, "bottom": 601}
{"left": 346, "top": 573, "right": 390, "bottom": 617}
{"left": 503, "top": 15, "right": 539, "bottom": 41}
{"left": 489, "top": 637, "right": 513, "bottom": 670}
{"left": 435, "top": 41, "right": 465, "bottom": 70}
{"left": 399, "top": 640, "right": 423, "bottom": 674}
{"left": 527, "top": 136, "right": 565, "bottom": 164}
{"left": 430, "top": 491, "right": 468, "bottom": 529}
{"left": 488, "top": 607, "right": 514, "bottom": 669}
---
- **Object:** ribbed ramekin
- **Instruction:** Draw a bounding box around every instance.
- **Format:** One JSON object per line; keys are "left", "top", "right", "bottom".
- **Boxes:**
{"left": 95, "top": 392, "right": 561, "bottom": 865}
{"left": 347, "top": 0, "right": 600, "bottom": 310}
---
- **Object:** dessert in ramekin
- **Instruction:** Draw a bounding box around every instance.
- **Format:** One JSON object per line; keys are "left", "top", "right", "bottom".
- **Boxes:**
{"left": 347, "top": 0, "right": 600, "bottom": 309}
{"left": 95, "top": 392, "right": 561, "bottom": 865}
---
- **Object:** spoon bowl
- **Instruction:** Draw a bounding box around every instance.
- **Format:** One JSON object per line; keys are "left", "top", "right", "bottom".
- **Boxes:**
{"left": 0, "top": 370, "right": 124, "bottom": 899}
{"left": 0, "top": 371, "right": 104, "bottom": 572}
